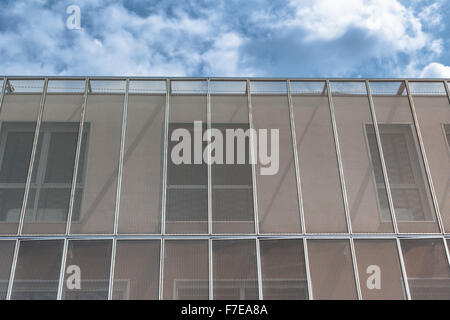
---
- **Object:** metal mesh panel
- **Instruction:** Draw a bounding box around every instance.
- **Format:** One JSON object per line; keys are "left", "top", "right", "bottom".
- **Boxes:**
{"left": 213, "top": 240, "right": 259, "bottom": 300}
{"left": 112, "top": 240, "right": 160, "bottom": 300}
{"left": 62, "top": 240, "right": 112, "bottom": 300}
{"left": 401, "top": 239, "right": 450, "bottom": 300}
{"left": 163, "top": 240, "right": 209, "bottom": 300}
{"left": 11, "top": 240, "right": 63, "bottom": 300}
{"left": 260, "top": 239, "right": 308, "bottom": 300}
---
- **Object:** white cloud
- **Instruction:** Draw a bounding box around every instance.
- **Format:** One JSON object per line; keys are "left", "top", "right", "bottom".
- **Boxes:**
{"left": 420, "top": 62, "right": 450, "bottom": 78}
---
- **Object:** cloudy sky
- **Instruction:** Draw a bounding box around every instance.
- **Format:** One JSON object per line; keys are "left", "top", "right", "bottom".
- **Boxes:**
{"left": 1, "top": 0, "right": 450, "bottom": 77}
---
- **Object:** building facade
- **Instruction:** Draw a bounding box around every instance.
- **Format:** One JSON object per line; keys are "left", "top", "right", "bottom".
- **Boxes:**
{"left": 0, "top": 77, "right": 449, "bottom": 300}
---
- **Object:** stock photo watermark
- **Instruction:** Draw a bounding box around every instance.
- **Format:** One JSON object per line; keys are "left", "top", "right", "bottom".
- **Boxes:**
{"left": 66, "top": 5, "right": 81, "bottom": 30}
{"left": 170, "top": 121, "right": 279, "bottom": 175}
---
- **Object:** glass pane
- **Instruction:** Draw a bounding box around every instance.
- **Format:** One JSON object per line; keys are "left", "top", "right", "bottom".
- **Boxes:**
{"left": 166, "top": 95, "right": 207, "bottom": 234}
{"left": 260, "top": 239, "right": 308, "bottom": 299}
{"left": 163, "top": 240, "right": 208, "bottom": 300}
{"left": 0, "top": 240, "right": 15, "bottom": 300}
{"left": 62, "top": 240, "right": 112, "bottom": 300}
{"left": 401, "top": 238, "right": 450, "bottom": 299}
{"left": 11, "top": 240, "right": 63, "bottom": 300}
{"left": 307, "top": 239, "right": 357, "bottom": 299}
{"left": 410, "top": 83, "right": 450, "bottom": 232}
{"left": 331, "top": 82, "right": 393, "bottom": 233}
{"left": 70, "top": 94, "right": 124, "bottom": 234}
{"left": 252, "top": 89, "right": 301, "bottom": 233}
{"left": 112, "top": 240, "right": 160, "bottom": 300}
{"left": 118, "top": 93, "right": 165, "bottom": 233}
{"left": 354, "top": 239, "right": 406, "bottom": 299}
{"left": 213, "top": 240, "right": 258, "bottom": 300}
{"left": 211, "top": 95, "right": 254, "bottom": 233}
{"left": 0, "top": 93, "right": 41, "bottom": 234}
{"left": 23, "top": 93, "right": 83, "bottom": 234}
{"left": 291, "top": 82, "right": 347, "bottom": 233}
{"left": 370, "top": 82, "right": 439, "bottom": 233}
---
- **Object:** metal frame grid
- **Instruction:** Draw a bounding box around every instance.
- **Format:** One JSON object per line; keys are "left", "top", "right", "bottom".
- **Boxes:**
{"left": 0, "top": 76, "right": 449, "bottom": 301}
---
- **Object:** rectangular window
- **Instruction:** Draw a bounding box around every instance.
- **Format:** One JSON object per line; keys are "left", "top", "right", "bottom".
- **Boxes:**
{"left": 366, "top": 124, "right": 436, "bottom": 229}
{"left": 0, "top": 240, "right": 15, "bottom": 299}
{"left": 11, "top": 240, "right": 63, "bottom": 300}
{"left": 166, "top": 94, "right": 207, "bottom": 234}
{"left": 354, "top": 239, "right": 406, "bottom": 299}
{"left": 163, "top": 240, "right": 209, "bottom": 300}
{"left": 62, "top": 240, "right": 112, "bottom": 300}
{"left": 0, "top": 92, "right": 42, "bottom": 234}
{"left": 370, "top": 82, "right": 439, "bottom": 233}
{"left": 211, "top": 94, "right": 254, "bottom": 234}
{"left": 400, "top": 238, "right": 450, "bottom": 299}
{"left": 213, "top": 239, "right": 259, "bottom": 300}
{"left": 112, "top": 240, "right": 160, "bottom": 300}
{"left": 259, "top": 239, "right": 308, "bottom": 299}
{"left": 307, "top": 239, "right": 357, "bottom": 299}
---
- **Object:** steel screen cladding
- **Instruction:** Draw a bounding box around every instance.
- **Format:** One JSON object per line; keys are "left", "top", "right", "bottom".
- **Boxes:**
{"left": 0, "top": 77, "right": 449, "bottom": 300}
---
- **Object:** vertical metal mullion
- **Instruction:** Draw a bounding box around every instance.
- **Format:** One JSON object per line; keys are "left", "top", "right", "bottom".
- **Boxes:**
{"left": 66, "top": 78, "right": 89, "bottom": 235}
{"left": 6, "top": 239, "right": 20, "bottom": 300}
{"left": 349, "top": 238, "right": 362, "bottom": 300}
{"left": 56, "top": 238, "right": 69, "bottom": 300}
{"left": 158, "top": 238, "right": 165, "bottom": 300}
{"left": 247, "top": 80, "right": 260, "bottom": 235}
{"left": 207, "top": 80, "right": 212, "bottom": 235}
{"left": 405, "top": 80, "right": 444, "bottom": 234}
{"left": 365, "top": 80, "right": 399, "bottom": 234}
{"left": 161, "top": 79, "right": 170, "bottom": 235}
{"left": 208, "top": 238, "right": 213, "bottom": 300}
{"left": 255, "top": 238, "right": 263, "bottom": 300}
{"left": 114, "top": 78, "right": 129, "bottom": 235}
{"left": 303, "top": 239, "right": 313, "bottom": 300}
{"left": 287, "top": 80, "right": 305, "bottom": 234}
{"left": 18, "top": 78, "right": 48, "bottom": 235}
{"left": 443, "top": 80, "right": 450, "bottom": 234}
{"left": 107, "top": 238, "right": 117, "bottom": 300}
{"left": 108, "top": 79, "right": 129, "bottom": 300}
{"left": 0, "top": 77, "right": 7, "bottom": 113}
{"left": 396, "top": 238, "right": 412, "bottom": 300}
{"left": 326, "top": 80, "right": 361, "bottom": 299}
{"left": 443, "top": 237, "right": 450, "bottom": 271}
{"left": 325, "top": 81, "right": 352, "bottom": 233}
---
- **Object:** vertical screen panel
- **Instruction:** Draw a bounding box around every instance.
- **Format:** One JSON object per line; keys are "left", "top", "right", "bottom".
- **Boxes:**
{"left": 354, "top": 239, "right": 405, "bottom": 299}
{"left": 371, "top": 85, "right": 439, "bottom": 233}
{"left": 213, "top": 240, "right": 258, "bottom": 300}
{"left": 259, "top": 239, "right": 308, "bottom": 299}
{"left": 166, "top": 95, "right": 207, "bottom": 234}
{"left": 163, "top": 240, "right": 209, "bottom": 300}
{"left": 307, "top": 240, "right": 357, "bottom": 299}
{"left": 118, "top": 94, "right": 165, "bottom": 234}
{"left": 22, "top": 94, "right": 83, "bottom": 234}
{"left": 0, "top": 241, "right": 15, "bottom": 299}
{"left": 11, "top": 240, "right": 63, "bottom": 300}
{"left": 0, "top": 94, "right": 41, "bottom": 234}
{"left": 331, "top": 83, "right": 393, "bottom": 233}
{"left": 411, "top": 84, "right": 450, "bottom": 232}
{"left": 211, "top": 95, "right": 254, "bottom": 233}
{"left": 401, "top": 239, "right": 450, "bottom": 299}
{"left": 62, "top": 240, "right": 112, "bottom": 300}
{"left": 112, "top": 240, "right": 160, "bottom": 300}
{"left": 70, "top": 94, "right": 124, "bottom": 234}
{"left": 252, "top": 93, "right": 301, "bottom": 233}
{"left": 292, "top": 91, "right": 347, "bottom": 233}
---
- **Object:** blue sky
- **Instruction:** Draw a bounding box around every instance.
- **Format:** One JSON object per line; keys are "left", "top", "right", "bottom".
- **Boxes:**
{"left": 1, "top": 0, "right": 450, "bottom": 77}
